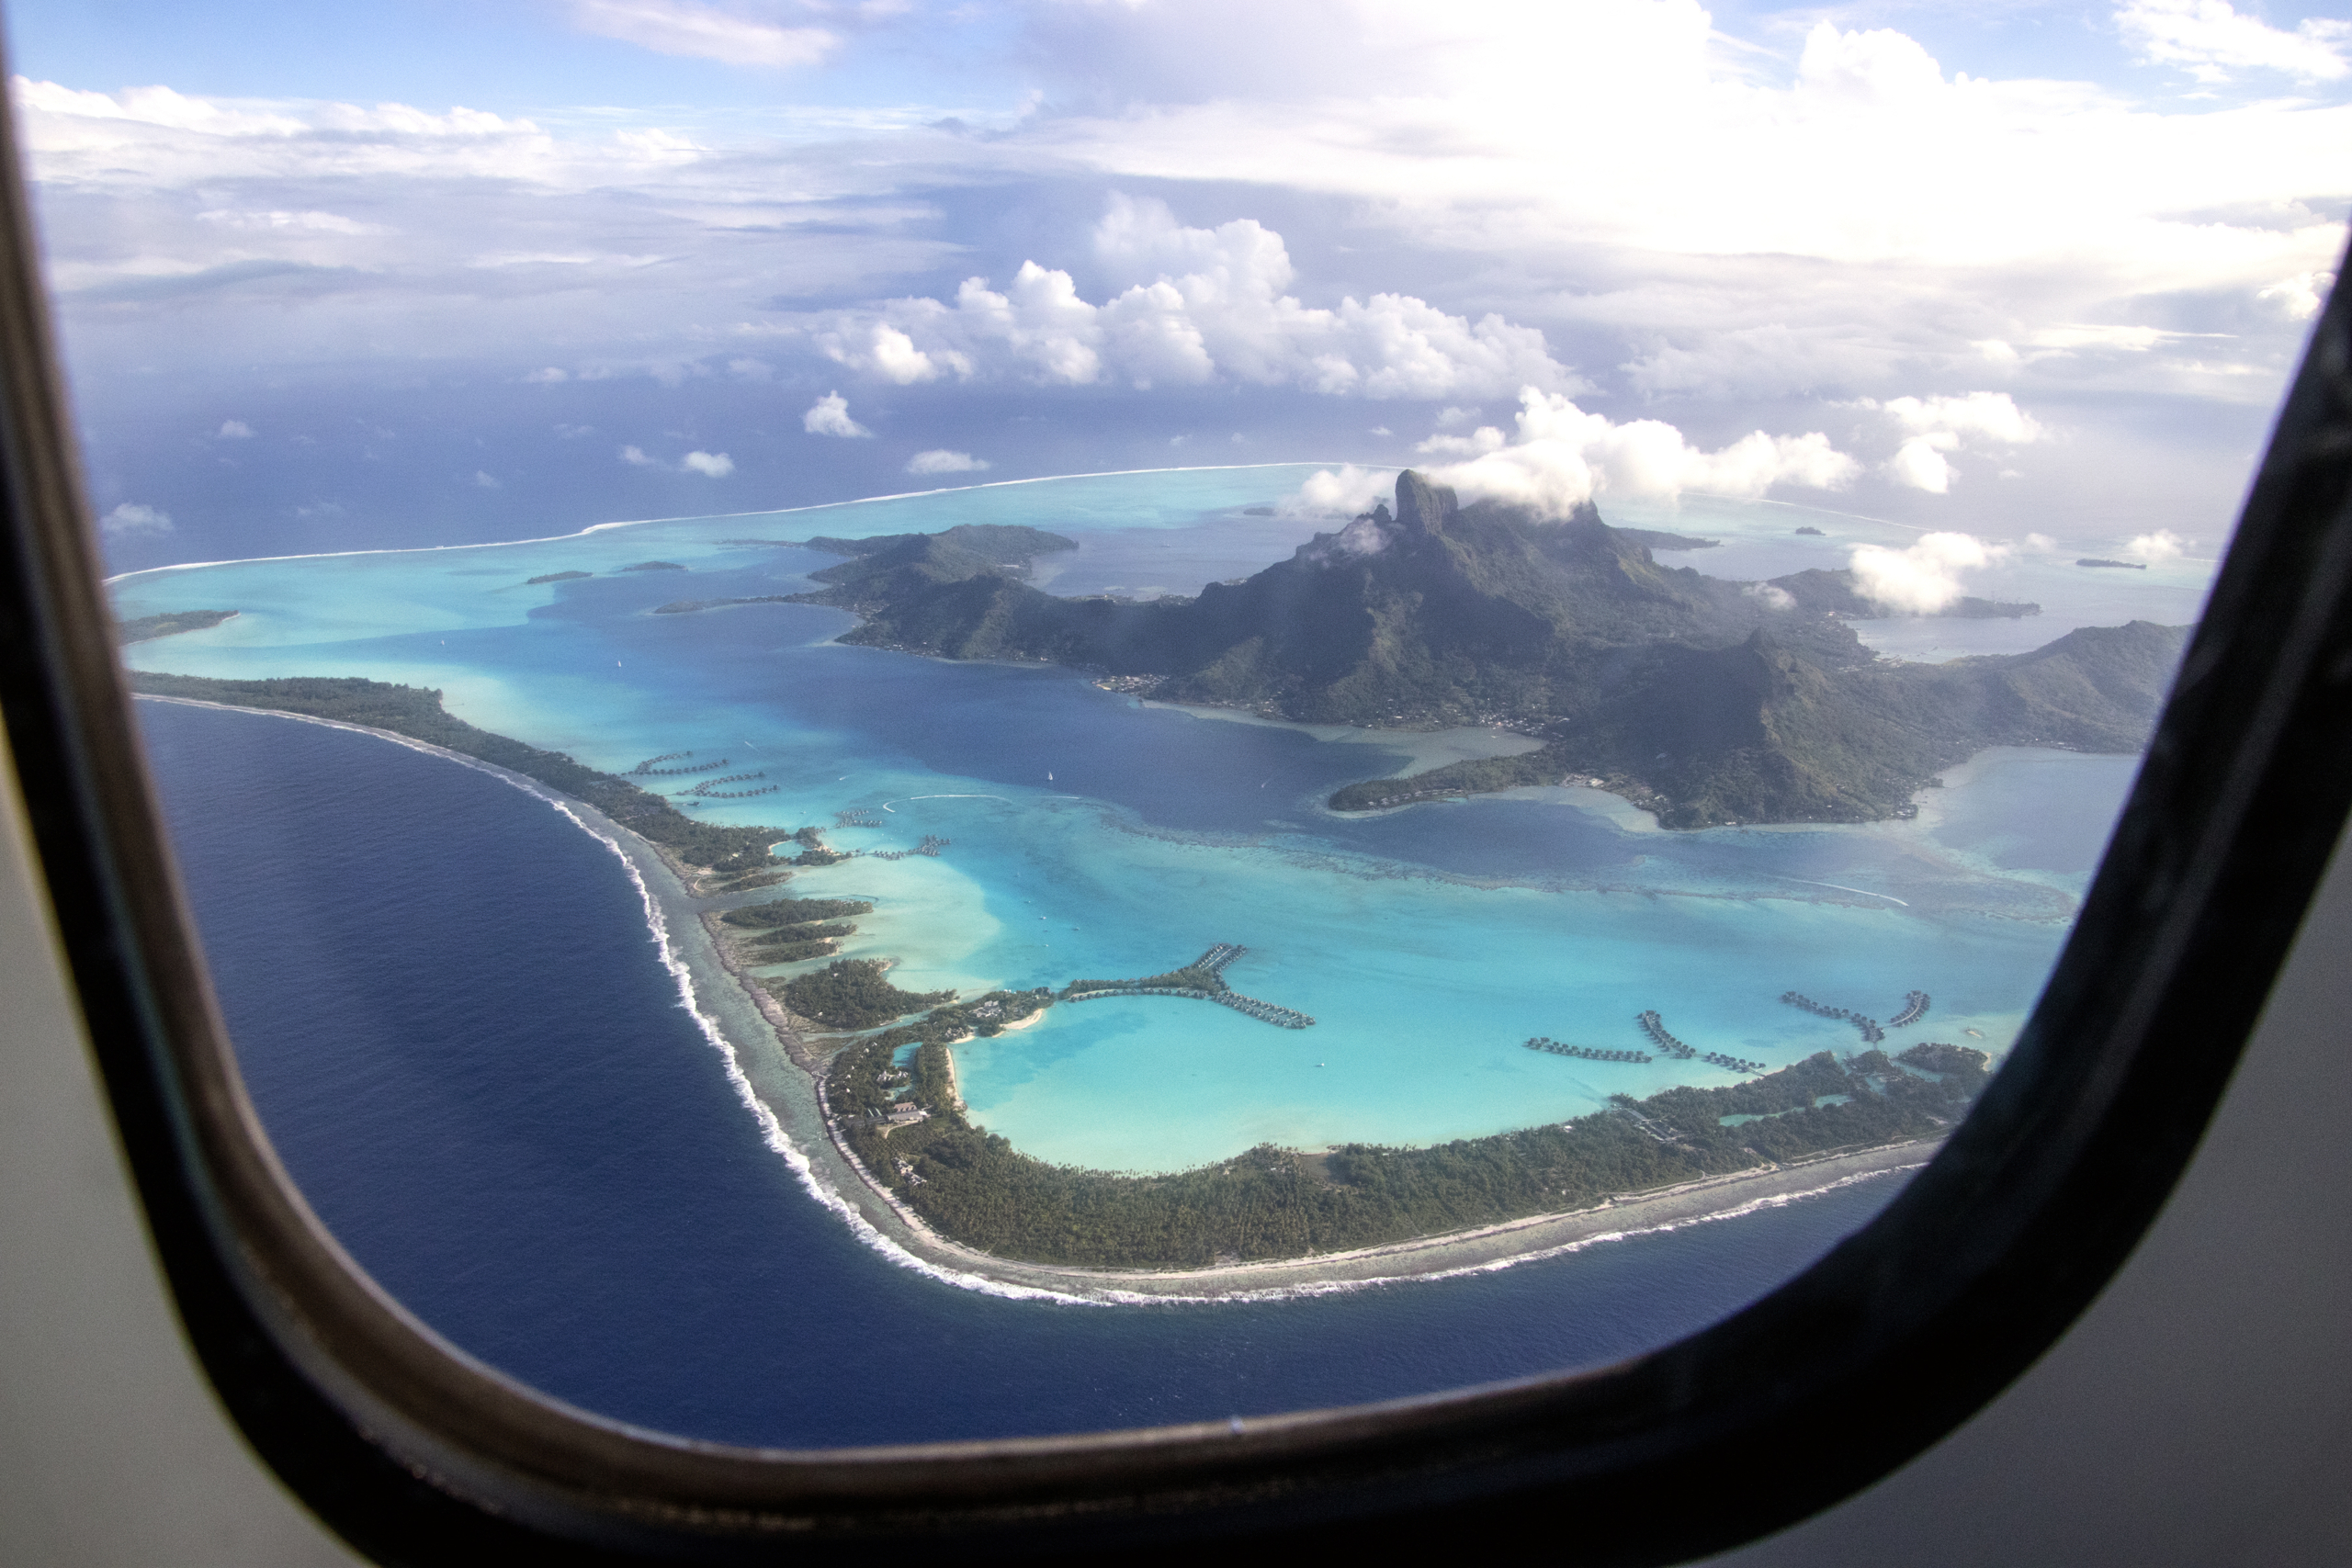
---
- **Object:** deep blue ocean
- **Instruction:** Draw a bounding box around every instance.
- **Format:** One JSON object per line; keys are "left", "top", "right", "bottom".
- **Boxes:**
{"left": 141, "top": 697, "right": 1911, "bottom": 1447}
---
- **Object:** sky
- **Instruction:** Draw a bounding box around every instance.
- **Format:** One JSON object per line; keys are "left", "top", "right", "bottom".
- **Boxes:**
{"left": 8, "top": 0, "right": 2348, "bottom": 578}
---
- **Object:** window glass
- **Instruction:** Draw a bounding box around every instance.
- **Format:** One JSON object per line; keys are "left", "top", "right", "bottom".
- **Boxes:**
{"left": 23, "top": 0, "right": 2338, "bottom": 1447}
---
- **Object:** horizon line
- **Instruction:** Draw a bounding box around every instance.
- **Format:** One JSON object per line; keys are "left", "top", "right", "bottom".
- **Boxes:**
{"left": 99, "top": 459, "right": 1388, "bottom": 586}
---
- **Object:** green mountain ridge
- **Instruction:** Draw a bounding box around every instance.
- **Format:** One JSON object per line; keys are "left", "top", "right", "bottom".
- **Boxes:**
{"left": 780, "top": 473, "right": 2188, "bottom": 829}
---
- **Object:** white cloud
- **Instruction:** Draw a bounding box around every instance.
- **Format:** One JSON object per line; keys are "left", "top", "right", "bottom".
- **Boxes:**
{"left": 197, "top": 207, "right": 384, "bottom": 236}
{"left": 1404, "top": 388, "right": 1858, "bottom": 517}
{"left": 101, "top": 502, "right": 172, "bottom": 536}
{"left": 1744, "top": 581, "right": 1796, "bottom": 611}
{"left": 1888, "top": 436, "right": 1958, "bottom": 494}
{"left": 1882, "top": 392, "right": 2044, "bottom": 446}
{"left": 2126, "top": 528, "right": 2190, "bottom": 561}
{"left": 1416, "top": 424, "right": 1506, "bottom": 457}
{"left": 2025, "top": 532, "right": 2060, "bottom": 552}
{"left": 1867, "top": 391, "right": 2045, "bottom": 492}
{"left": 619, "top": 444, "right": 656, "bottom": 466}
{"left": 565, "top": 0, "right": 838, "bottom": 69}
{"left": 2117, "top": 0, "right": 2351, "bottom": 83}
{"left": 906, "top": 448, "right": 989, "bottom": 474}
{"left": 802, "top": 391, "right": 873, "bottom": 438}
{"left": 820, "top": 197, "right": 1574, "bottom": 400}
{"left": 473, "top": 469, "right": 501, "bottom": 489}
{"left": 2259, "top": 270, "right": 2335, "bottom": 321}
{"left": 682, "top": 449, "right": 734, "bottom": 477}
{"left": 524, "top": 367, "right": 570, "bottom": 384}
{"left": 1850, "top": 533, "right": 2009, "bottom": 613}
{"left": 1283, "top": 464, "right": 1396, "bottom": 517}
{"left": 217, "top": 419, "right": 254, "bottom": 438}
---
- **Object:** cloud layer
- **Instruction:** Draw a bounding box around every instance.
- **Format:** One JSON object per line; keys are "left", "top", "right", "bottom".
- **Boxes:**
{"left": 1405, "top": 389, "right": 1857, "bottom": 516}
{"left": 817, "top": 197, "right": 1572, "bottom": 400}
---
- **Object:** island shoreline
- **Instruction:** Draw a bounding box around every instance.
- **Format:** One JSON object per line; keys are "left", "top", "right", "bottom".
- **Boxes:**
{"left": 136, "top": 694, "right": 1944, "bottom": 1304}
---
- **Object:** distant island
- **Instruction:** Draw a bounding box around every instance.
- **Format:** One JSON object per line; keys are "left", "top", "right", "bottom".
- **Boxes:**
{"left": 754, "top": 471, "right": 2186, "bottom": 829}
{"left": 621, "top": 560, "right": 687, "bottom": 572}
{"left": 652, "top": 595, "right": 797, "bottom": 615}
{"left": 1794, "top": 525, "right": 1825, "bottom": 536}
{"left": 526, "top": 570, "right": 594, "bottom": 585}
{"left": 116, "top": 609, "right": 235, "bottom": 645}
{"left": 1612, "top": 527, "right": 1719, "bottom": 551}
{"left": 2077, "top": 558, "right": 2149, "bottom": 570}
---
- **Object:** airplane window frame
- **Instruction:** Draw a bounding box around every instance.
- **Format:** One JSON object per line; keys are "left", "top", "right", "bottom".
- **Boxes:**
{"left": 3, "top": 70, "right": 2350, "bottom": 1563}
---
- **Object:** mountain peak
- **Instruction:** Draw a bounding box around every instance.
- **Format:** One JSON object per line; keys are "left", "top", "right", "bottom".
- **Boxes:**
{"left": 1393, "top": 469, "right": 1459, "bottom": 536}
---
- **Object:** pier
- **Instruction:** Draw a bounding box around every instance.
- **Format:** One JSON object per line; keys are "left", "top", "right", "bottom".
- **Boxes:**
{"left": 1890, "top": 990, "right": 1929, "bottom": 1028}
{"left": 1781, "top": 990, "right": 1886, "bottom": 1044}
{"left": 683, "top": 771, "right": 777, "bottom": 800}
{"left": 863, "top": 834, "right": 951, "bottom": 863}
{"left": 1524, "top": 1037, "right": 1651, "bottom": 1064}
{"left": 633, "top": 752, "right": 733, "bottom": 777}
{"left": 1635, "top": 1010, "right": 1697, "bottom": 1059}
{"left": 1061, "top": 944, "right": 1316, "bottom": 1028}
{"left": 835, "top": 808, "right": 885, "bottom": 829}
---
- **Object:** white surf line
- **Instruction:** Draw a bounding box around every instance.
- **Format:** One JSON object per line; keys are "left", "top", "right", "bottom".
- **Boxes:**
{"left": 877, "top": 794, "right": 1016, "bottom": 812}
{"left": 135, "top": 695, "right": 1109, "bottom": 1306}
{"left": 103, "top": 459, "right": 1376, "bottom": 586}
{"left": 1776, "top": 876, "right": 1909, "bottom": 906}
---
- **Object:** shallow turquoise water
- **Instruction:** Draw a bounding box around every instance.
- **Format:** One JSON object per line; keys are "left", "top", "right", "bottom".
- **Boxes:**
{"left": 117, "top": 467, "right": 2166, "bottom": 1172}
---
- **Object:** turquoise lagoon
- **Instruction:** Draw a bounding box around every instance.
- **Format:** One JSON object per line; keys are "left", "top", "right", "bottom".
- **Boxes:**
{"left": 116, "top": 466, "right": 2184, "bottom": 1174}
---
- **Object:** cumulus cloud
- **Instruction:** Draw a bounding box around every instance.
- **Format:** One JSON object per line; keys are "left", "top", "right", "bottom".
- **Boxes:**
{"left": 619, "top": 444, "right": 656, "bottom": 466}
{"left": 565, "top": 0, "right": 838, "bottom": 68}
{"left": 820, "top": 197, "right": 1574, "bottom": 400}
{"left": 1864, "top": 391, "right": 2045, "bottom": 493}
{"left": 1849, "top": 533, "right": 2009, "bottom": 613}
{"left": 217, "top": 419, "right": 253, "bottom": 438}
{"left": 1396, "top": 388, "right": 1858, "bottom": 517}
{"left": 681, "top": 449, "right": 733, "bottom": 477}
{"left": 802, "top": 391, "right": 873, "bottom": 437}
{"left": 2126, "top": 528, "right": 2190, "bottom": 562}
{"left": 906, "top": 449, "right": 989, "bottom": 475}
{"left": 473, "top": 469, "right": 501, "bottom": 488}
{"left": 2117, "top": 0, "right": 2351, "bottom": 83}
{"left": 2259, "top": 270, "right": 2335, "bottom": 321}
{"left": 101, "top": 502, "right": 172, "bottom": 536}
{"left": 1417, "top": 423, "right": 1507, "bottom": 457}
{"left": 1744, "top": 581, "right": 1796, "bottom": 611}
{"left": 1283, "top": 464, "right": 1396, "bottom": 517}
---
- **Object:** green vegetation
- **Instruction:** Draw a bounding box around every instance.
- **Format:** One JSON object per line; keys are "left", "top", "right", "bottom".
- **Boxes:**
{"left": 1329, "top": 746, "right": 1566, "bottom": 811}
{"left": 831, "top": 1042, "right": 1988, "bottom": 1268}
{"left": 750, "top": 920, "right": 856, "bottom": 944}
{"left": 779, "top": 959, "right": 954, "bottom": 1030}
{"left": 825, "top": 993, "right": 1057, "bottom": 1111}
{"left": 1612, "top": 528, "right": 1718, "bottom": 551}
{"left": 1065, "top": 963, "right": 1220, "bottom": 994}
{"left": 722, "top": 897, "right": 876, "bottom": 929}
{"left": 526, "top": 570, "right": 593, "bottom": 585}
{"left": 117, "top": 609, "right": 235, "bottom": 645}
{"left": 653, "top": 595, "right": 795, "bottom": 615}
{"left": 749, "top": 938, "right": 844, "bottom": 963}
{"left": 621, "top": 560, "right": 685, "bottom": 572}
{"left": 792, "top": 470, "right": 2187, "bottom": 829}
{"left": 126, "top": 673, "right": 795, "bottom": 874}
